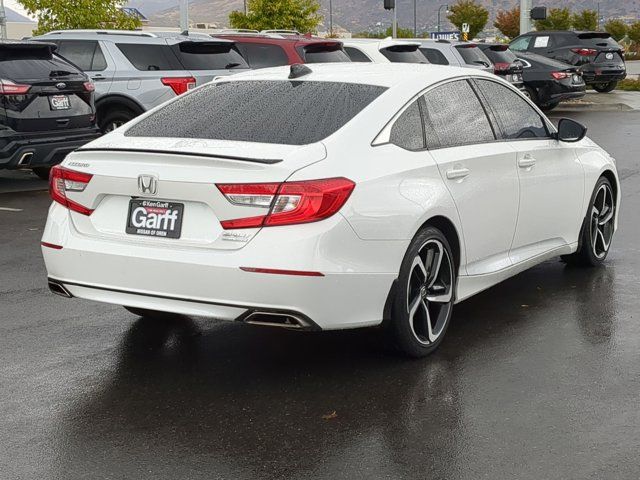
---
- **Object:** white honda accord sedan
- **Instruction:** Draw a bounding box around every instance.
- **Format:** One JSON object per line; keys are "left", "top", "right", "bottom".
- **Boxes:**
{"left": 42, "top": 63, "right": 620, "bottom": 357}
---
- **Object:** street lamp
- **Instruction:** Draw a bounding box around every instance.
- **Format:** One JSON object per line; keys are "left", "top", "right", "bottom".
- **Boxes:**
{"left": 437, "top": 4, "right": 449, "bottom": 33}
{"left": 329, "top": 0, "right": 333, "bottom": 36}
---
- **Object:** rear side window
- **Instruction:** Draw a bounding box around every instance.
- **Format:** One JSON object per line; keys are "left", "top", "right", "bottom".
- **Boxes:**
{"left": 455, "top": 45, "right": 491, "bottom": 66}
{"left": 390, "top": 100, "right": 424, "bottom": 150}
{"left": 380, "top": 46, "right": 428, "bottom": 63}
{"left": 236, "top": 43, "right": 288, "bottom": 68}
{"left": 55, "top": 40, "right": 107, "bottom": 71}
{"left": 344, "top": 47, "right": 371, "bottom": 62}
{"left": 117, "top": 44, "right": 180, "bottom": 70}
{"left": 298, "top": 45, "right": 351, "bottom": 63}
{"left": 170, "top": 42, "right": 248, "bottom": 70}
{"left": 474, "top": 79, "right": 548, "bottom": 139}
{"left": 421, "top": 80, "right": 495, "bottom": 149}
{"left": 482, "top": 47, "right": 517, "bottom": 64}
{"left": 126, "top": 80, "right": 387, "bottom": 145}
{"left": 420, "top": 48, "right": 448, "bottom": 65}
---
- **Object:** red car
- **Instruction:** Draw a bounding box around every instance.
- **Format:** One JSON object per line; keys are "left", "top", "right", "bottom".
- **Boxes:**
{"left": 213, "top": 32, "right": 350, "bottom": 68}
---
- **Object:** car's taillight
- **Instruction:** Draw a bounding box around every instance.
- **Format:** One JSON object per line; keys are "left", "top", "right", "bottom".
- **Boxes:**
{"left": 551, "top": 71, "right": 570, "bottom": 80}
{"left": 83, "top": 81, "right": 95, "bottom": 92}
{"left": 49, "top": 165, "right": 94, "bottom": 216}
{"left": 161, "top": 77, "right": 196, "bottom": 95}
{"left": 494, "top": 62, "right": 510, "bottom": 72}
{"left": 216, "top": 177, "right": 355, "bottom": 229}
{"left": 571, "top": 48, "right": 597, "bottom": 56}
{"left": 0, "top": 79, "right": 30, "bottom": 95}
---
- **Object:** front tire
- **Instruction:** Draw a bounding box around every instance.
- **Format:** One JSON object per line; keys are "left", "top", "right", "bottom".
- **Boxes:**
{"left": 541, "top": 101, "right": 560, "bottom": 112}
{"left": 592, "top": 81, "right": 617, "bottom": 93}
{"left": 562, "top": 176, "right": 616, "bottom": 267}
{"left": 387, "top": 226, "right": 456, "bottom": 358}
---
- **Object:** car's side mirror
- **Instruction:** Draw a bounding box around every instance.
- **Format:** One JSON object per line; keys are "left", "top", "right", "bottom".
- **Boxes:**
{"left": 555, "top": 118, "right": 587, "bottom": 143}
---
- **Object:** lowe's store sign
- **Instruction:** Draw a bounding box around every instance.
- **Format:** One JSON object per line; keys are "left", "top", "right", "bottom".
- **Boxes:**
{"left": 430, "top": 31, "right": 461, "bottom": 40}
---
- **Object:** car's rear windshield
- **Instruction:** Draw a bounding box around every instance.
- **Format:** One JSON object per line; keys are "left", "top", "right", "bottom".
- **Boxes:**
{"left": 576, "top": 32, "right": 620, "bottom": 48}
{"left": 298, "top": 44, "right": 351, "bottom": 63}
{"left": 455, "top": 45, "right": 491, "bottom": 66}
{"left": 483, "top": 46, "right": 517, "bottom": 64}
{"left": 125, "top": 80, "right": 387, "bottom": 145}
{"left": 116, "top": 42, "right": 248, "bottom": 71}
{"left": 380, "top": 45, "right": 428, "bottom": 63}
{"left": 0, "top": 47, "right": 83, "bottom": 81}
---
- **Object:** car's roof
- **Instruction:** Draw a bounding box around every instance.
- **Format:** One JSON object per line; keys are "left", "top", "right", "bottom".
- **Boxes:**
{"left": 33, "top": 30, "right": 234, "bottom": 45}
{"left": 415, "top": 38, "right": 477, "bottom": 46}
{"left": 215, "top": 33, "right": 341, "bottom": 45}
{"left": 221, "top": 62, "right": 494, "bottom": 88}
{"left": 343, "top": 37, "right": 421, "bottom": 47}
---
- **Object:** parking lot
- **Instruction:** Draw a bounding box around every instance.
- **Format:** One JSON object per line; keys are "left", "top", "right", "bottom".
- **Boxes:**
{"left": 0, "top": 106, "right": 639, "bottom": 479}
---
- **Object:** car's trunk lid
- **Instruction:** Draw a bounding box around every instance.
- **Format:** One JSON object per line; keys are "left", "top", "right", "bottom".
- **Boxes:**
{"left": 65, "top": 138, "right": 326, "bottom": 250}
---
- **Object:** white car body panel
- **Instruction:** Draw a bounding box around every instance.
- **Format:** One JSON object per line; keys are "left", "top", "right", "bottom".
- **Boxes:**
{"left": 41, "top": 64, "right": 620, "bottom": 331}
{"left": 341, "top": 38, "right": 423, "bottom": 63}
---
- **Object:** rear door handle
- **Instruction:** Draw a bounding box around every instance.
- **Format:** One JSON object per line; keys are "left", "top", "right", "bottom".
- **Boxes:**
{"left": 518, "top": 155, "right": 537, "bottom": 168}
{"left": 446, "top": 167, "right": 470, "bottom": 180}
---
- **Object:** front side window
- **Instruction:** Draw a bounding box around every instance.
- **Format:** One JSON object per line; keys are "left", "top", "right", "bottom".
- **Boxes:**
{"left": 510, "top": 36, "right": 532, "bottom": 52}
{"left": 344, "top": 47, "right": 371, "bottom": 62}
{"left": 390, "top": 100, "right": 424, "bottom": 151}
{"left": 420, "top": 48, "right": 448, "bottom": 65}
{"left": 236, "top": 43, "right": 288, "bottom": 69}
{"left": 126, "top": 80, "right": 387, "bottom": 145}
{"left": 474, "top": 79, "right": 549, "bottom": 139}
{"left": 421, "top": 80, "right": 495, "bottom": 149}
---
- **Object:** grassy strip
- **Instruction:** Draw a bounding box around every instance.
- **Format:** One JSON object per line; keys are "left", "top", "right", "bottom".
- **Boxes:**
{"left": 617, "top": 79, "right": 640, "bottom": 91}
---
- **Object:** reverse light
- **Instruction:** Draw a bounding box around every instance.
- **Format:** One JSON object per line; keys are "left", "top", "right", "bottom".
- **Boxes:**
{"left": 217, "top": 177, "right": 355, "bottom": 229}
{"left": 571, "top": 48, "right": 597, "bottom": 56}
{"left": 0, "top": 79, "right": 30, "bottom": 95}
{"left": 551, "top": 71, "right": 570, "bottom": 80}
{"left": 49, "top": 165, "right": 94, "bottom": 216}
{"left": 83, "top": 81, "right": 95, "bottom": 92}
{"left": 161, "top": 76, "right": 196, "bottom": 95}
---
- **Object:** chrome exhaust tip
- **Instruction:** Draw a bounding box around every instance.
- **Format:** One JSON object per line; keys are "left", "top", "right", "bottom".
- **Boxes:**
{"left": 242, "top": 311, "right": 307, "bottom": 329}
{"left": 48, "top": 280, "right": 73, "bottom": 298}
{"left": 17, "top": 152, "right": 34, "bottom": 167}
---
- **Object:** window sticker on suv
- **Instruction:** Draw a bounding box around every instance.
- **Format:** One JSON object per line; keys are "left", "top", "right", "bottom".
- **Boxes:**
{"left": 534, "top": 36, "right": 549, "bottom": 48}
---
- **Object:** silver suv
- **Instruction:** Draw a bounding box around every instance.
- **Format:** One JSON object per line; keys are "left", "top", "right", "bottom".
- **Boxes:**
{"left": 413, "top": 39, "right": 494, "bottom": 73}
{"left": 32, "top": 30, "right": 249, "bottom": 132}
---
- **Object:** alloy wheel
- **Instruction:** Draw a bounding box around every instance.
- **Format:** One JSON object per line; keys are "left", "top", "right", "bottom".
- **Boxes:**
{"left": 406, "top": 239, "right": 454, "bottom": 345}
{"left": 590, "top": 183, "right": 615, "bottom": 259}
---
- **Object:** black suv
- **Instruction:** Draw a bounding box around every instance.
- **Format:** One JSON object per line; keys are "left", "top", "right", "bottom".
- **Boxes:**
{"left": 510, "top": 31, "right": 626, "bottom": 93}
{"left": 0, "top": 40, "right": 100, "bottom": 179}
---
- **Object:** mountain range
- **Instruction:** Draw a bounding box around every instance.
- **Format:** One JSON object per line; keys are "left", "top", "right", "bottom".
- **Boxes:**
{"left": 127, "top": 0, "right": 640, "bottom": 33}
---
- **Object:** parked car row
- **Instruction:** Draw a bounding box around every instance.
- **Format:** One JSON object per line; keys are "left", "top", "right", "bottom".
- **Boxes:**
{"left": 0, "top": 29, "right": 625, "bottom": 179}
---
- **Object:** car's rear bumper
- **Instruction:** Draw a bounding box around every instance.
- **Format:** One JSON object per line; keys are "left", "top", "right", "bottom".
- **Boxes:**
{"left": 42, "top": 204, "right": 402, "bottom": 330}
{"left": 581, "top": 70, "right": 626, "bottom": 84}
{"left": 0, "top": 128, "right": 101, "bottom": 169}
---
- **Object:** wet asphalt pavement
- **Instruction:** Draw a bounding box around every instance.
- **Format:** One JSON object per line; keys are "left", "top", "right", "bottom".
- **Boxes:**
{"left": 1, "top": 110, "right": 640, "bottom": 480}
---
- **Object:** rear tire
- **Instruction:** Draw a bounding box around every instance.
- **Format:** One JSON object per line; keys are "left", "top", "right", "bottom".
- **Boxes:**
{"left": 524, "top": 86, "right": 539, "bottom": 105}
{"left": 592, "top": 81, "right": 617, "bottom": 93}
{"left": 386, "top": 226, "right": 456, "bottom": 358}
{"left": 561, "top": 176, "right": 616, "bottom": 267}
{"left": 124, "top": 306, "right": 176, "bottom": 319}
{"left": 541, "top": 101, "right": 560, "bottom": 112}
{"left": 99, "top": 108, "right": 136, "bottom": 133}
{"left": 31, "top": 167, "right": 51, "bottom": 180}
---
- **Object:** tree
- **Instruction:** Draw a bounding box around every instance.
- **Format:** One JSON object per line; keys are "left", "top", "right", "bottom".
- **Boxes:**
{"left": 572, "top": 9, "right": 598, "bottom": 31}
{"left": 18, "top": 0, "right": 141, "bottom": 35}
{"left": 628, "top": 21, "right": 640, "bottom": 44}
{"left": 604, "top": 19, "right": 627, "bottom": 41}
{"left": 494, "top": 6, "right": 520, "bottom": 39}
{"left": 534, "top": 7, "right": 571, "bottom": 31}
{"left": 447, "top": 0, "right": 489, "bottom": 40}
{"left": 229, "top": 0, "right": 322, "bottom": 33}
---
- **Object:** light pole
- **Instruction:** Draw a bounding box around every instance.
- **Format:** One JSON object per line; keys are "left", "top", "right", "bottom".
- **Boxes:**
{"left": 329, "top": 0, "right": 333, "bottom": 36}
{"left": 437, "top": 4, "right": 449, "bottom": 33}
{"left": 393, "top": 4, "right": 397, "bottom": 38}
{"left": 244, "top": 0, "right": 247, "bottom": 14}
{"left": 413, "top": 0, "right": 417, "bottom": 37}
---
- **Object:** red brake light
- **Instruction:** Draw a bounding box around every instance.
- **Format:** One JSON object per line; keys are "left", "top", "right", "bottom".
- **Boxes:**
{"left": 571, "top": 48, "right": 597, "bottom": 56}
{"left": 0, "top": 79, "right": 30, "bottom": 95}
{"left": 49, "top": 165, "right": 94, "bottom": 216}
{"left": 161, "top": 77, "right": 196, "bottom": 95}
{"left": 83, "top": 81, "right": 95, "bottom": 92}
{"left": 217, "top": 178, "right": 355, "bottom": 229}
{"left": 551, "top": 71, "right": 570, "bottom": 80}
{"left": 494, "top": 62, "right": 510, "bottom": 72}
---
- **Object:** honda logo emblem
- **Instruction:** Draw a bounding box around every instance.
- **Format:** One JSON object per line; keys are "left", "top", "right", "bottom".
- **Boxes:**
{"left": 138, "top": 175, "right": 158, "bottom": 195}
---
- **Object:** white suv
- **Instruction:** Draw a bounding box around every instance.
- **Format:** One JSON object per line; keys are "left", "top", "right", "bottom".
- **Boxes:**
{"left": 342, "top": 38, "right": 428, "bottom": 63}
